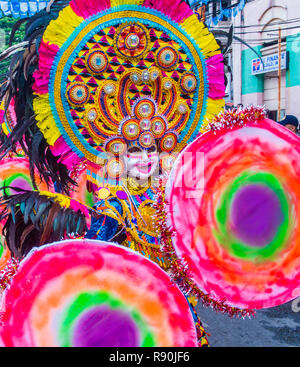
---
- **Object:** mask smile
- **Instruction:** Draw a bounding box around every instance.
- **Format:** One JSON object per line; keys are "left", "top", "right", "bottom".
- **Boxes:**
{"left": 135, "top": 161, "right": 153, "bottom": 174}
{"left": 125, "top": 145, "right": 159, "bottom": 179}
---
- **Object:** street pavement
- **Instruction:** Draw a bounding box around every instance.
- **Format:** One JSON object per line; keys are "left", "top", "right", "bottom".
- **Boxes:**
{"left": 196, "top": 300, "right": 300, "bottom": 347}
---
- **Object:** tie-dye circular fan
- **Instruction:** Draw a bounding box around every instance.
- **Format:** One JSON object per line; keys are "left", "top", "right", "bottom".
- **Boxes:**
{"left": 0, "top": 156, "right": 49, "bottom": 196}
{"left": 0, "top": 239, "right": 198, "bottom": 347}
{"left": 167, "top": 108, "right": 300, "bottom": 309}
{"left": 0, "top": 238, "right": 10, "bottom": 273}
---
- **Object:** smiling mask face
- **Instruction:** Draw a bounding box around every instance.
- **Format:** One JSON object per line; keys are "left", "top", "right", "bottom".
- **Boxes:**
{"left": 125, "top": 144, "right": 159, "bottom": 181}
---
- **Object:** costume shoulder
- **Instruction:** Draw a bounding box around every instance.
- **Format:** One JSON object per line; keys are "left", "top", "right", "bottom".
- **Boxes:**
{"left": 86, "top": 189, "right": 126, "bottom": 242}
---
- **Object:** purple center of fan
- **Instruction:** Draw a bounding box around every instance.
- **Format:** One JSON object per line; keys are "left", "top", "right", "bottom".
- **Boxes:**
{"left": 230, "top": 184, "right": 283, "bottom": 247}
{"left": 72, "top": 306, "right": 139, "bottom": 347}
{"left": 10, "top": 178, "right": 32, "bottom": 194}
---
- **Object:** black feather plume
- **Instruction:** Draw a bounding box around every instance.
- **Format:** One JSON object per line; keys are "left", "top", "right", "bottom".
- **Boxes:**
{"left": 0, "top": 187, "right": 88, "bottom": 259}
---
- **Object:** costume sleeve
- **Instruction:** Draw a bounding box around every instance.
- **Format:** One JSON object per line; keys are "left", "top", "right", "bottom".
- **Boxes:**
{"left": 85, "top": 197, "right": 124, "bottom": 242}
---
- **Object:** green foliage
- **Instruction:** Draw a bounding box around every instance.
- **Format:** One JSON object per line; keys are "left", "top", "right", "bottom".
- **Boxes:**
{"left": 0, "top": 16, "right": 26, "bottom": 82}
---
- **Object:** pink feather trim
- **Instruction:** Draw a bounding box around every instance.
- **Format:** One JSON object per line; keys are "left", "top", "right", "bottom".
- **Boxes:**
{"left": 32, "top": 41, "right": 59, "bottom": 94}
{"left": 50, "top": 136, "right": 83, "bottom": 171}
{"left": 70, "top": 199, "right": 90, "bottom": 219}
{"left": 71, "top": 0, "right": 193, "bottom": 23}
{"left": 206, "top": 54, "right": 226, "bottom": 99}
{"left": 8, "top": 99, "right": 16, "bottom": 127}
{"left": 0, "top": 109, "right": 4, "bottom": 124}
{"left": 70, "top": 0, "right": 111, "bottom": 19}
{"left": 142, "top": 0, "right": 193, "bottom": 23}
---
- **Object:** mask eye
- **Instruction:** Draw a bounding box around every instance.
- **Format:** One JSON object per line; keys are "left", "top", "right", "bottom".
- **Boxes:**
{"left": 148, "top": 145, "right": 157, "bottom": 153}
{"left": 128, "top": 146, "right": 141, "bottom": 154}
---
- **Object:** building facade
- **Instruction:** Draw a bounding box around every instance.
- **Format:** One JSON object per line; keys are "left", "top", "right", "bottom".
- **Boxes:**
{"left": 231, "top": 0, "right": 300, "bottom": 121}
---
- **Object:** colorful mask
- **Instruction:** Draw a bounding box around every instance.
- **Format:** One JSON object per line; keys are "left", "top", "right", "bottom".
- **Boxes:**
{"left": 32, "top": 0, "right": 225, "bottom": 189}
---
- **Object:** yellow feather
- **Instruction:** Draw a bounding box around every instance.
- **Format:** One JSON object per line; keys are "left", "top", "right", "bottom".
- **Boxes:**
{"left": 110, "top": 0, "right": 144, "bottom": 7}
{"left": 43, "top": 6, "right": 84, "bottom": 47}
{"left": 180, "top": 14, "right": 220, "bottom": 58}
{"left": 33, "top": 94, "right": 61, "bottom": 146}
{"left": 201, "top": 98, "right": 225, "bottom": 133}
{"left": 1, "top": 122, "right": 9, "bottom": 136}
{"left": 39, "top": 191, "right": 71, "bottom": 208}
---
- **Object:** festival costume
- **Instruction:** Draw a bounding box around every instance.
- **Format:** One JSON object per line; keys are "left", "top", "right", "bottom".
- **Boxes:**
{"left": 28, "top": 0, "right": 225, "bottom": 271}
{"left": 0, "top": 0, "right": 227, "bottom": 347}
{"left": 2, "top": 0, "right": 300, "bottom": 348}
{"left": 0, "top": 0, "right": 225, "bottom": 257}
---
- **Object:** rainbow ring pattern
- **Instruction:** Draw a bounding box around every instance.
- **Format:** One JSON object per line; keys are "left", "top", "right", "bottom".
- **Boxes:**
{"left": 0, "top": 240, "right": 198, "bottom": 347}
{"left": 167, "top": 118, "right": 300, "bottom": 309}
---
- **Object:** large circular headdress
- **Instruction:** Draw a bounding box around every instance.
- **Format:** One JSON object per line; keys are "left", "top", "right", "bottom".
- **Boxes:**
{"left": 32, "top": 0, "right": 225, "bottom": 178}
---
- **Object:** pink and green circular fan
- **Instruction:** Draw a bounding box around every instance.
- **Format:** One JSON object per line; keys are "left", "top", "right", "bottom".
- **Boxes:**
{"left": 0, "top": 239, "right": 198, "bottom": 347}
{"left": 0, "top": 237, "right": 10, "bottom": 273}
{"left": 0, "top": 156, "right": 49, "bottom": 196}
{"left": 167, "top": 111, "right": 300, "bottom": 310}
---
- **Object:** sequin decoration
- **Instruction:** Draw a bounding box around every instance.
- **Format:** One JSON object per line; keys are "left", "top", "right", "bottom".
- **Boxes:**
{"left": 86, "top": 108, "right": 98, "bottom": 123}
{"left": 116, "top": 190, "right": 128, "bottom": 200}
{"left": 150, "top": 68, "right": 160, "bottom": 82}
{"left": 105, "top": 137, "right": 127, "bottom": 156}
{"left": 114, "top": 23, "right": 150, "bottom": 59}
{"left": 66, "top": 82, "right": 90, "bottom": 106}
{"left": 160, "top": 152, "right": 177, "bottom": 172}
{"left": 156, "top": 46, "right": 178, "bottom": 70}
{"left": 177, "top": 102, "right": 188, "bottom": 115}
{"left": 103, "top": 83, "right": 116, "bottom": 96}
{"left": 106, "top": 157, "right": 125, "bottom": 179}
{"left": 162, "top": 78, "right": 173, "bottom": 91}
{"left": 130, "top": 70, "right": 142, "bottom": 85}
{"left": 97, "top": 187, "right": 110, "bottom": 200}
{"left": 0, "top": 240, "right": 198, "bottom": 347}
{"left": 133, "top": 99, "right": 156, "bottom": 120}
{"left": 85, "top": 49, "right": 108, "bottom": 74}
{"left": 180, "top": 72, "right": 197, "bottom": 94}
{"left": 160, "top": 132, "right": 177, "bottom": 152}
{"left": 121, "top": 120, "right": 140, "bottom": 141}
{"left": 139, "top": 119, "right": 151, "bottom": 131}
{"left": 139, "top": 131, "right": 155, "bottom": 149}
{"left": 151, "top": 116, "right": 167, "bottom": 138}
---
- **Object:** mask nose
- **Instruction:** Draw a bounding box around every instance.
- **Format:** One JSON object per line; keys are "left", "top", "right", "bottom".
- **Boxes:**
{"left": 141, "top": 150, "right": 149, "bottom": 160}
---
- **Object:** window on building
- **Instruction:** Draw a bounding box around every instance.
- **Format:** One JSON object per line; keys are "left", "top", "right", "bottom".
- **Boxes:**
{"left": 212, "top": 1, "right": 217, "bottom": 18}
{"left": 221, "top": 0, "right": 231, "bottom": 8}
{"left": 211, "top": 0, "right": 232, "bottom": 21}
{"left": 221, "top": 0, "right": 231, "bottom": 21}
{"left": 268, "top": 110, "right": 285, "bottom": 122}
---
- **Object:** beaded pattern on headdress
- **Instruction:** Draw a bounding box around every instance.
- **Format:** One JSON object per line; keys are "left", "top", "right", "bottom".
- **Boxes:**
{"left": 32, "top": 0, "right": 225, "bottom": 183}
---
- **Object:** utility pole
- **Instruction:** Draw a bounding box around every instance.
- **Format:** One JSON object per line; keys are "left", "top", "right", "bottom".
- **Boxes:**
{"left": 195, "top": 4, "right": 206, "bottom": 22}
{"left": 278, "top": 27, "right": 282, "bottom": 121}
